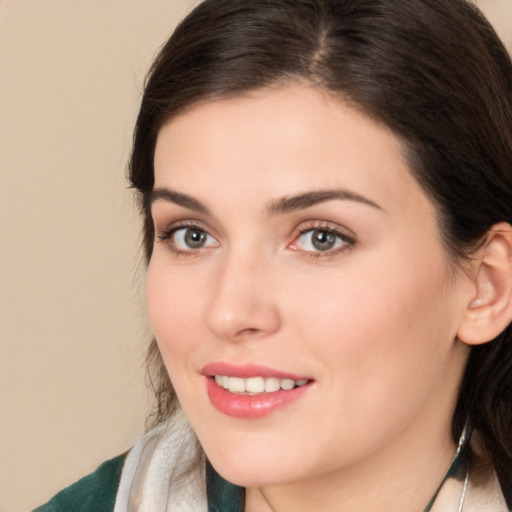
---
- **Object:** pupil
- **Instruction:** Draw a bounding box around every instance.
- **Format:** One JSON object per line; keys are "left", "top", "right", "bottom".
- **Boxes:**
{"left": 313, "top": 230, "right": 335, "bottom": 251}
{"left": 185, "top": 229, "right": 206, "bottom": 248}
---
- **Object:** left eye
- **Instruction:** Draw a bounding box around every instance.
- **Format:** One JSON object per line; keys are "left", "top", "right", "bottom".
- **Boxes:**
{"left": 172, "top": 227, "right": 217, "bottom": 250}
{"left": 295, "top": 229, "right": 349, "bottom": 252}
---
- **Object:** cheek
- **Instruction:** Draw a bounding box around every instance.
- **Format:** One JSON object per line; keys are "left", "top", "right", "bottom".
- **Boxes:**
{"left": 145, "top": 258, "right": 207, "bottom": 366}
{"left": 289, "top": 249, "right": 458, "bottom": 398}
{"left": 274, "top": 258, "right": 459, "bottom": 465}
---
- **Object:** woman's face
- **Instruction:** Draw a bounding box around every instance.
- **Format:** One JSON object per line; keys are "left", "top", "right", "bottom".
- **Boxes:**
{"left": 146, "top": 85, "right": 471, "bottom": 487}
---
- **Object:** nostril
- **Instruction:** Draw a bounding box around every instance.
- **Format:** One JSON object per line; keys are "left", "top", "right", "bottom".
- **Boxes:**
{"left": 236, "top": 327, "right": 261, "bottom": 337}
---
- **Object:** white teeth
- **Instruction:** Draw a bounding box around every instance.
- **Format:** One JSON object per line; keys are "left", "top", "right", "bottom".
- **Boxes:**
{"left": 280, "top": 379, "right": 295, "bottom": 390}
{"left": 245, "top": 376, "right": 265, "bottom": 393}
{"left": 228, "top": 377, "right": 245, "bottom": 393}
{"left": 215, "top": 375, "right": 230, "bottom": 388}
{"left": 214, "top": 375, "right": 309, "bottom": 394}
{"left": 264, "top": 377, "right": 281, "bottom": 392}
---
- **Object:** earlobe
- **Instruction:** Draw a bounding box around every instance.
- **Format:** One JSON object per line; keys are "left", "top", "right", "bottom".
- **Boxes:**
{"left": 457, "top": 222, "right": 512, "bottom": 346}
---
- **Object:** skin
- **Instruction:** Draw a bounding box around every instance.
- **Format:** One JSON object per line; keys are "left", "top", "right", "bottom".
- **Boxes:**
{"left": 146, "top": 85, "right": 476, "bottom": 511}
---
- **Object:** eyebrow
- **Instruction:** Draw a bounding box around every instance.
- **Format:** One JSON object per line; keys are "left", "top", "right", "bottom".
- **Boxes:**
{"left": 149, "top": 187, "right": 383, "bottom": 216}
{"left": 266, "top": 189, "right": 383, "bottom": 216}
{"left": 150, "top": 188, "right": 210, "bottom": 215}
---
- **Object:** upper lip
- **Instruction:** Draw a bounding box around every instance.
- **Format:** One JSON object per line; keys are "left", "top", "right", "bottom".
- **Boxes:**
{"left": 201, "top": 362, "right": 312, "bottom": 381}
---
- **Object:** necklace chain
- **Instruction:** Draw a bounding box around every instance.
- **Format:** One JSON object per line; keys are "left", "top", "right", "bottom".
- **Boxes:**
{"left": 457, "top": 467, "right": 469, "bottom": 512}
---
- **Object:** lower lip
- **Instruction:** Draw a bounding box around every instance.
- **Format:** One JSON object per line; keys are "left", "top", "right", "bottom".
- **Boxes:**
{"left": 205, "top": 377, "right": 312, "bottom": 419}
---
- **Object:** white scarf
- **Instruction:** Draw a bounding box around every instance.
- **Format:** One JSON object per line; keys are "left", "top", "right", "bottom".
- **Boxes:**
{"left": 113, "top": 410, "right": 207, "bottom": 512}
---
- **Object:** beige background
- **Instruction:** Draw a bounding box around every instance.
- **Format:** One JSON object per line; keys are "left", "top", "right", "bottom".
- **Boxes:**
{"left": 0, "top": 1, "right": 195, "bottom": 510}
{"left": 0, "top": 1, "right": 510, "bottom": 511}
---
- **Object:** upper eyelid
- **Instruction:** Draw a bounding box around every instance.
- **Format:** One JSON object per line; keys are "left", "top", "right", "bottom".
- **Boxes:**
{"left": 154, "top": 217, "right": 214, "bottom": 236}
{"left": 150, "top": 194, "right": 360, "bottom": 226}
{"left": 293, "top": 219, "right": 356, "bottom": 238}
{"left": 150, "top": 199, "right": 210, "bottom": 222}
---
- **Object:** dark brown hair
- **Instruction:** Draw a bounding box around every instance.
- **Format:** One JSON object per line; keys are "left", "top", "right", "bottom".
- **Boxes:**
{"left": 130, "top": 0, "right": 512, "bottom": 500}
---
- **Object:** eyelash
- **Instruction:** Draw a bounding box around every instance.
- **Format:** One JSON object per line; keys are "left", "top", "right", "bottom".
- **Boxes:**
{"left": 155, "top": 220, "right": 356, "bottom": 259}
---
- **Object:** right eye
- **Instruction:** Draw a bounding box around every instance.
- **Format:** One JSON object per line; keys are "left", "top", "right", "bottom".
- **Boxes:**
{"left": 159, "top": 225, "right": 218, "bottom": 253}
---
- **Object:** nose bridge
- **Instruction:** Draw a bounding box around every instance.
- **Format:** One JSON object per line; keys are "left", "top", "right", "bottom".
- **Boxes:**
{"left": 205, "top": 246, "right": 280, "bottom": 341}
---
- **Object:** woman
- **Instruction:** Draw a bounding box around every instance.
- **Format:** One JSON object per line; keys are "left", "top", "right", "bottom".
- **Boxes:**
{"left": 35, "top": 0, "right": 512, "bottom": 510}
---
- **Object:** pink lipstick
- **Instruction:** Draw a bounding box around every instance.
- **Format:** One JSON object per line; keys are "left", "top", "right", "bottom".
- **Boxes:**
{"left": 202, "top": 363, "right": 313, "bottom": 419}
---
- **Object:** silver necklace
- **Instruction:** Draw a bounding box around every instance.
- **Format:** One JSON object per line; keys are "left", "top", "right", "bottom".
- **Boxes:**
{"left": 457, "top": 467, "right": 469, "bottom": 512}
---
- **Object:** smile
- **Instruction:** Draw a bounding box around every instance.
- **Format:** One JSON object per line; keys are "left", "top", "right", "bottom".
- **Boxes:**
{"left": 202, "top": 363, "right": 314, "bottom": 419}
{"left": 214, "top": 375, "right": 309, "bottom": 394}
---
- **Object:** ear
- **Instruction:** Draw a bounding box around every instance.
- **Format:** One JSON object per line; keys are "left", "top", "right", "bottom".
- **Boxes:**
{"left": 457, "top": 222, "right": 512, "bottom": 346}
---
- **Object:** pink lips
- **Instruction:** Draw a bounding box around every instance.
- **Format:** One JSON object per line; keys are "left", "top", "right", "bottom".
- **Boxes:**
{"left": 202, "top": 362, "right": 313, "bottom": 419}
{"left": 202, "top": 362, "right": 310, "bottom": 381}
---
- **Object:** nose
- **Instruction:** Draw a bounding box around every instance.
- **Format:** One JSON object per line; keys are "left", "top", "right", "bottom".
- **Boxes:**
{"left": 205, "top": 252, "right": 281, "bottom": 342}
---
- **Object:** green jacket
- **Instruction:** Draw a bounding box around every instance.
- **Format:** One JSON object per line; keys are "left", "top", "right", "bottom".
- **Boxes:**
{"left": 32, "top": 454, "right": 127, "bottom": 512}
{"left": 32, "top": 456, "right": 243, "bottom": 512}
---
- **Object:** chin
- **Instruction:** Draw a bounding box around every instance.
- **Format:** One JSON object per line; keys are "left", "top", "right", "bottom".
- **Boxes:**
{"left": 210, "top": 457, "right": 300, "bottom": 488}
{"left": 200, "top": 431, "right": 313, "bottom": 487}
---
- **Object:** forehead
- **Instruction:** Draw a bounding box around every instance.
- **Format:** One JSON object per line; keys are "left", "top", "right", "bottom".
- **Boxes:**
{"left": 153, "top": 85, "right": 432, "bottom": 219}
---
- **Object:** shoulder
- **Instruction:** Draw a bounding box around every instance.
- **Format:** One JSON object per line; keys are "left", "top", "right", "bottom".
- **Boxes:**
{"left": 32, "top": 453, "right": 127, "bottom": 512}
